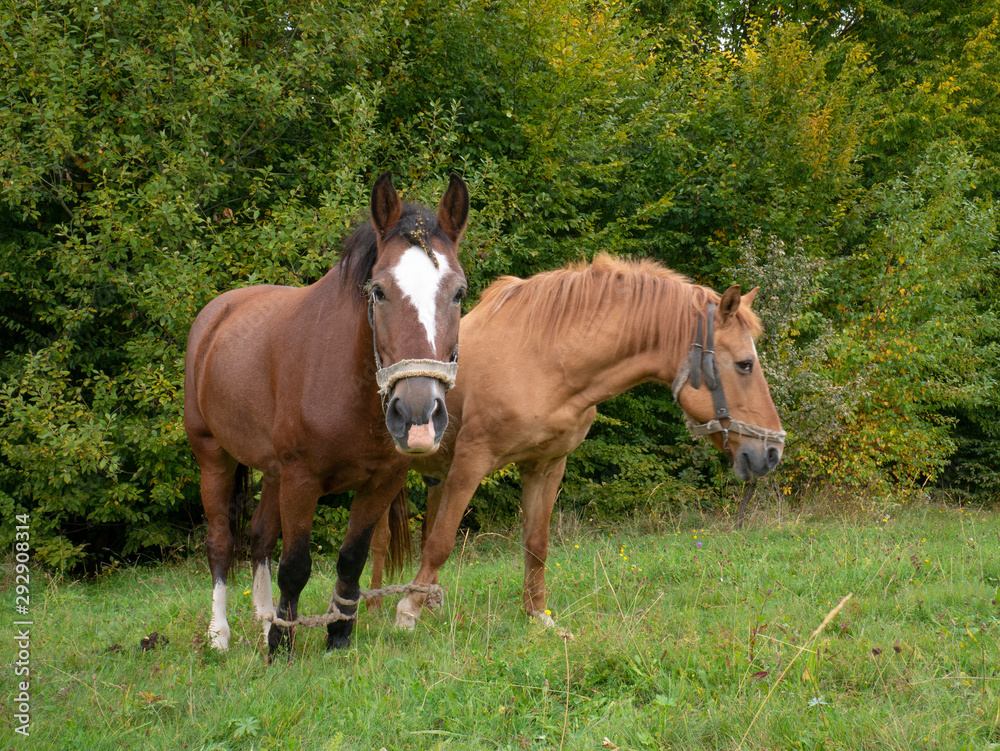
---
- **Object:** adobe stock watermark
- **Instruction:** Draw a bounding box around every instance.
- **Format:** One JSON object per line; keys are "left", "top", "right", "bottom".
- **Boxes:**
{"left": 11, "top": 514, "right": 32, "bottom": 738}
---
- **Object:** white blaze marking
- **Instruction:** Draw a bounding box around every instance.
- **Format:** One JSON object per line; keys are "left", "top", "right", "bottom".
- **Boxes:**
{"left": 252, "top": 562, "right": 275, "bottom": 641}
{"left": 208, "top": 580, "right": 230, "bottom": 650}
{"left": 392, "top": 246, "right": 451, "bottom": 350}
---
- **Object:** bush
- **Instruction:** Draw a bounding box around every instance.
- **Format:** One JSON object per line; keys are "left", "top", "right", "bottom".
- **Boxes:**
{"left": 2, "top": 0, "right": 998, "bottom": 571}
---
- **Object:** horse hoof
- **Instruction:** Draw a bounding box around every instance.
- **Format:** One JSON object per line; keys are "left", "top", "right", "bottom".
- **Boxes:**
{"left": 395, "top": 610, "right": 418, "bottom": 630}
{"left": 267, "top": 625, "right": 295, "bottom": 657}
{"left": 326, "top": 635, "right": 352, "bottom": 650}
{"left": 266, "top": 650, "right": 295, "bottom": 665}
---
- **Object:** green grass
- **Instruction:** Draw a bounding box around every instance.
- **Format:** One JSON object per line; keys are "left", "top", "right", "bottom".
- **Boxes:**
{"left": 3, "top": 501, "right": 1000, "bottom": 750}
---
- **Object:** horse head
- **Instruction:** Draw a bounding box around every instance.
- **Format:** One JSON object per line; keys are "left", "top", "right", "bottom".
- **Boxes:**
{"left": 366, "top": 172, "right": 469, "bottom": 454}
{"left": 673, "top": 285, "right": 785, "bottom": 480}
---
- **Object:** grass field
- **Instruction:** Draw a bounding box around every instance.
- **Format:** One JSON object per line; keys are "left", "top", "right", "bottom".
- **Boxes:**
{"left": 2, "top": 499, "right": 999, "bottom": 750}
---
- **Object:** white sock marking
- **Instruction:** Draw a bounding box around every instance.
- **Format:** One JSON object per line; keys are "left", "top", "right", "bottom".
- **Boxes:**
{"left": 392, "top": 246, "right": 451, "bottom": 350}
{"left": 208, "top": 580, "right": 230, "bottom": 650}
{"left": 252, "top": 562, "right": 274, "bottom": 640}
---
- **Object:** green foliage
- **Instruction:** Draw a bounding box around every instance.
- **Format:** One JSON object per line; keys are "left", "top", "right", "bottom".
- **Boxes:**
{"left": 841, "top": 0, "right": 1000, "bottom": 190}
{"left": 727, "top": 232, "right": 860, "bottom": 491}
{"left": 823, "top": 145, "right": 998, "bottom": 491}
{"left": 731, "top": 145, "right": 999, "bottom": 496}
{"left": 605, "top": 20, "right": 878, "bottom": 281}
{"left": 2, "top": 0, "right": 999, "bottom": 568}
{"left": 312, "top": 495, "right": 352, "bottom": 557}
{"left": 374, "top": 0, "right": 661, "bottom": 277}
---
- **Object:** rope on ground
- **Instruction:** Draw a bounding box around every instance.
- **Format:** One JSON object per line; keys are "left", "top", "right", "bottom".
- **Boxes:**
{"left": 259, "top": 583, "right": 443, "bottom": 629}
{"left": 735, "top": 479, "right": 757, "bottom": 529}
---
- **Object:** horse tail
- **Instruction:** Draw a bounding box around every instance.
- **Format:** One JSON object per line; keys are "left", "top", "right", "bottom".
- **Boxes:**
{"left": 229, "top": 463, "right": 252, "bottom": 569}
{"left": 385, "top": 485, "right": 412, "bottom": 579}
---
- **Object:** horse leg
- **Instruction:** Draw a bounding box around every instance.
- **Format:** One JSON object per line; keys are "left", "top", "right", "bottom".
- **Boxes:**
{"left": 249, "top": 473, "right": 280, "bottom": 644}
{"left": 520, "top": 456, "right": 568, "bottom": 626}
{"left": 396, "top": 452, "right": 492, "bottom": 629}
{"left": 191, "top": 437, "right": 239, "bottom": 650}
{"left": 420, "top": 479, "right": 445, "bottom": 611}
{"left": 327, "top": 472, "right": 405, "bottom": 649}
{"left": 366, "top": 507, "right": 391, "bottom": 612}
{"left": 268, "top": 471, "right": 321, "bottom": 657}
{"left": 422, "top": 476, "right": 444, "bottom": 548}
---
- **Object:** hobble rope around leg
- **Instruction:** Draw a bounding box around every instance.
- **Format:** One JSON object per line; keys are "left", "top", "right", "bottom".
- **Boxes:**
{"left": 259, "top": 583, "right": 444, "bottom": 629}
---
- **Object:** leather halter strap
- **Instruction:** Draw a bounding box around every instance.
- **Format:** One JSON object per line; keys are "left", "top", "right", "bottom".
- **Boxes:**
{"left": 368, "top": 293, "right": 459, "bottom": 399}
{"left": 671, "top": 303, "right": 786, "bottom": 453}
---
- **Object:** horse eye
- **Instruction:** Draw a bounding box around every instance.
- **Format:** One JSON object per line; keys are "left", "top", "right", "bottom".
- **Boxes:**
{"left": 737, "top": 360, "right": 754, "bottom": 374}
{"left": 453, "top": 288, "right": 467, "bottom": 304}
{"left": 372, "top": 286, "right": 386, "bottom": 303}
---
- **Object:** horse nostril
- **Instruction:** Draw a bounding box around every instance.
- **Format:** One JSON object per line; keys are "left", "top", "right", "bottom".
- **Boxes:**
{"left": 385, "top": 396, "right": 408, "bottom": 438}
{"left": 767, "top": 446, "right": 781, "bottom": 469}
{"left": 431, "top": 396, "right": 448, "bottom": 435}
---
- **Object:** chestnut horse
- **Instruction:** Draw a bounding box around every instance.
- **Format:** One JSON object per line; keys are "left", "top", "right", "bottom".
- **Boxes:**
{"left": 184, "top": 173, "right": 469, "bottom": 652}
{"left": 369, "top": 254, "right": 785, "bottom": 628}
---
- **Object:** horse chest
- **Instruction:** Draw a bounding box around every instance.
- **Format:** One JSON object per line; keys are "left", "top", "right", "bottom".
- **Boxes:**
{"left": 275, "top": 397, "right": 392, "bottom": 458}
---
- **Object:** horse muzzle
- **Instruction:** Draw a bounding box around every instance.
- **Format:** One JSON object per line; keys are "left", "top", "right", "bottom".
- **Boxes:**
{"left": 384, "top": 376, "right": 450, "bottom": 454}
{"left": 732, "top": 439, "right": 783, "bottom": 481}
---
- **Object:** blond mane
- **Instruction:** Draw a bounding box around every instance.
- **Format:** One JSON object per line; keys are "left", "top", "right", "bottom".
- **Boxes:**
{"left": 477, "top": 254, "right": 762, "bottom": 355}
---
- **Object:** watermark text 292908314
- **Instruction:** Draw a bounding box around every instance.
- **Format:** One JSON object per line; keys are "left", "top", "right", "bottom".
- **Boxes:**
{"left": 12, "top": 514, "right": 32, "bottom": 738}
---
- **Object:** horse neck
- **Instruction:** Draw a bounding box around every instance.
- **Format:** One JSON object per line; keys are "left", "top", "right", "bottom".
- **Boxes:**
{"left": 557, "top": 280, "right": 697, "bottom": 407}
{"left": 305, "top": 270, "right": 380, "bottom": 396}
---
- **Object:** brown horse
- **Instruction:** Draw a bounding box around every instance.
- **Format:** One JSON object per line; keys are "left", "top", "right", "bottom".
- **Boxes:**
{"left": 369, "top": 254, "right": 785, "bottom": 628}
{"left": 184, "top": 173, "right": 469, "bottom": 652}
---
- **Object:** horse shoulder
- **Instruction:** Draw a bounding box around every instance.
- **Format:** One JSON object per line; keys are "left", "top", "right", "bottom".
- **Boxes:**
{"left": 268, "top": 306, "right": 392, "bottom": 483}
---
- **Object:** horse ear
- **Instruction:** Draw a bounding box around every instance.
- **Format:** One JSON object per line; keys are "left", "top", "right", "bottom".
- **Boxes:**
{"left": 717, "top": 284, "right": 742, "bottom": 325}
{"left": 371, "top": 171, "right": 402, "bottom": 239}
{"left": 437, "top": 172, "right": 469, "bottom": 244}
{"left": 742, "top": 286, "right": 760, "bottom": 310}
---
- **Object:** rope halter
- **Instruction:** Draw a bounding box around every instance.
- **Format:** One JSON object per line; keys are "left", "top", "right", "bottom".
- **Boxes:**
{"left": 671, "top": 302, "right": 786, "bottom": 455}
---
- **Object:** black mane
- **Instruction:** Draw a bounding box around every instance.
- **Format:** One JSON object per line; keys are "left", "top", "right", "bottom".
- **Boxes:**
{"left": 339, "top": 203, "right": 449, "bottom": 293}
